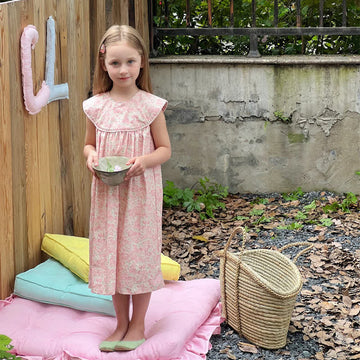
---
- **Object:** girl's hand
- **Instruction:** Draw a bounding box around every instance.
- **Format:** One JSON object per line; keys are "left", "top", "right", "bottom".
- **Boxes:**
{"left": 125, "top": 157, "right": 146, "bottom": 180}
{"left": 84, "top": 119, "right": 98, "bottom": 175}
{"left": 85, "top": 149, "right": 99, "bottom": 175}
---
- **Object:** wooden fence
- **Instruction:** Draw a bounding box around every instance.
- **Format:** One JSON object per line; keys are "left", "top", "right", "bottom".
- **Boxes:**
{"left": 0, "top": 0, "right": 149, "bottom": 299}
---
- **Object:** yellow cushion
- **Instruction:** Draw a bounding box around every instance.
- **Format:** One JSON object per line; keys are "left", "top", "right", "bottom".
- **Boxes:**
{"left": 41, "top": 233, "right": 180, "bottom": 282}
{"left": 160, "top": 253, "right": 181, "bottom": 281}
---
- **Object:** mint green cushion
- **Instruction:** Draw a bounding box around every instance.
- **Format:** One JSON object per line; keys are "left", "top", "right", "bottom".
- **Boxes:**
{"left": 14, "top": 258, "right": 115, "bottom": 316}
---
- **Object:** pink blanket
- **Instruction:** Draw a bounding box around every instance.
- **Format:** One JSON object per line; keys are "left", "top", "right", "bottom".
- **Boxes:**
{"left": 0, "top": 279, "right": 222, "bottom": 360}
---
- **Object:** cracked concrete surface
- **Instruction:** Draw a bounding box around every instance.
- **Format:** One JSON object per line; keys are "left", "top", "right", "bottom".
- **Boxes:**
{"left": 151, "top": 57, "right": 360, "bottom": 194}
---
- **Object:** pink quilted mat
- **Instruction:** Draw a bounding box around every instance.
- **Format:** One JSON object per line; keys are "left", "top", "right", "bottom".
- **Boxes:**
{"left": 0, "top": 279, "right": 222, "bottom": 360}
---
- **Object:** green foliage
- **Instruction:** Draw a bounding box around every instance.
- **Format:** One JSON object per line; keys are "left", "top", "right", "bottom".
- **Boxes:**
{"left": 249, "top": 208, "right": 265, "bottom": 217}
{"left": 253, "top": 215, "right": 274, "bottom": 225}
{"left": 303, "top": 200, "right": 316, "bottom": 212}
{"left": 0, "top": 335, "right": 21, "bottom": 360}
{"left": 154, "top": 0, "right": 360, "bottom": 55}
{"left": 251, "top": 197, "right": 269, "bottom": 205}
{"left": 319, "top": 218, "right": 333, "bottom": 227}
{"left": 234, "top": 215, "right": 249, "bottom": 221}
{"left": 163, "top": 181, "right": 194, "bottom": 208}
{"left": 163, "top": 177, "right": 228, "bottom": 219}
{"left": 322, "top": 192, "right": 358, "bottom": 213}
{"left": 277, "top": 222, "right": 304, "bottom": 230}
{"left": 295, "top": 211, "right": 307, "bottom": 220}
{"left": 274, "top": 111, "right": 291, "bottom": 123}
{"left": 282, "top": 187, "right": 304, "bottom": 201}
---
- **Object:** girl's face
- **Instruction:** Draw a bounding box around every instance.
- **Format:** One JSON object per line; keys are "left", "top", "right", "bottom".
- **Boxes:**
{"left": 102, "top": 40, "right": 143, "bottom": 92}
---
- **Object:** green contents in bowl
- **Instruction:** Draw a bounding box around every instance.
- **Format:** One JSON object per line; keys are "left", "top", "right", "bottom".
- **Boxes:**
{"left": 106, "top": 159, "right": 122, "bottom": 172}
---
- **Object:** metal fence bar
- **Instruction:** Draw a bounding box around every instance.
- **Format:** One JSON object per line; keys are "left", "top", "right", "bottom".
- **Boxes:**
{"left": 164, "top": 0, "right": 169, "bottom": 27}
{"left": 342, "top": 0, "right": 347, "bottom": 26}
{"left": 296, "top": 0, "right": 301, "bottom": 27}
{"left": 274, "top": 0, "right": 278, "bottom": 27}
{"left": 186, "top": 0, "right": 191, "bottom": 27}
{"left": 249, "top": 0, "right": 260, "bottom": 57}
{"left": 230, "top": 0, "right": 234, "bottom": 27}
{"left": 155, "top": 27, "right": 360, "bottom": 36}
{"left": 319, "top": 0, "right": 324, "bottom": 27}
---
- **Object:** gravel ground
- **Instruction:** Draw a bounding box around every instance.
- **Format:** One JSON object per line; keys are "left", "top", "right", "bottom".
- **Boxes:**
{"left": 163, "top": 191, "right": 360, "bottom": 360}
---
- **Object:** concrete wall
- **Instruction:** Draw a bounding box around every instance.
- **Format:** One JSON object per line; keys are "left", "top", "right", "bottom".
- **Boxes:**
{"left": 150, "top": 56, "right": 360, "bottom": 194}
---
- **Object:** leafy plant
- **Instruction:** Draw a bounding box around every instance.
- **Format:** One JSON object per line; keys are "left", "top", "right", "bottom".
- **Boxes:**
{"left": 194, "top": 177, "right": 228, "bottom": 219}
{"left": 274, "top": 111, "right": 291, "bottom": 123}
{"left": 251, "top": 197, "right": 269, "bottom": 205}
{"left": 282, "top": 187, "right": 304, "bottom": 201}
{"left": 341, "top": 192, "right": 358, "bottom": 212}
{"left": 249, "top": 208, "right": 265, "bottom": 217}
{"left": 163, "top": 177, "right": 228, "bottom": 219}
{"left": 319, "top": 218, "right": 333, "bottom": 227}
{"left": 303, "top": 200, "right": 317, "bottom": 212}
{"left": 322, "top": 192, "right": 358, "bottom": 214}
{"left": 0, "top": 335, "right": 20, "bottom": 360}
{"left": 253, "top": 215, "right": 274, "bottom": 225}
{"left": 295, "top": 211, "right": 307, "bottom": 221}
{"left": 277, "top": 222, "right": 304, "bottom": 230}
{"left": 163, "top": 180, "right": 194, "bottom": 208}
{"left": 235, "top": 215, "right": 249, "bottom": 221}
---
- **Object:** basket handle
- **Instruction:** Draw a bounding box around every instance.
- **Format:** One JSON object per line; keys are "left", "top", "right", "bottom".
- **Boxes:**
{"left": 223, "top": 226, "right": 249, "bottom": 254}
{"left": 278, "top": 242, "right": 314, "bottom": 263}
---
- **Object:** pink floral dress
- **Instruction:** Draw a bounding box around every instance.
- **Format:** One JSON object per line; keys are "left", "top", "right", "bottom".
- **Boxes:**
{"left": 83, "top": 90, "right": 167, "bottom": 295}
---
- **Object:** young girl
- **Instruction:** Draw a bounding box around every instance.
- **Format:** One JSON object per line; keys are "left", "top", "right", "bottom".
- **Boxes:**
{"left": 83, "top": 25, "right": 171, "bottom": 352}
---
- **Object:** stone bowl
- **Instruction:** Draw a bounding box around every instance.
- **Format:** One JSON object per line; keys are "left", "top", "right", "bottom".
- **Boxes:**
{"left": 92, "top": 156, "right": 131, "bottom": 186}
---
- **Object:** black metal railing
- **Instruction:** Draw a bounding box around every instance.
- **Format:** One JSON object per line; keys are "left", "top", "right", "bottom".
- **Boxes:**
{"left": 149, "top": 0, "right": 360, "bottom": 57}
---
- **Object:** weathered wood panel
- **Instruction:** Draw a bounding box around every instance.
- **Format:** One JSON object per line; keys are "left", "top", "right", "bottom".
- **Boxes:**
{"left": 0, "top": 4, "right": 15, "bottom": 300}
{"left": 0, "top": 0, "right": 149, "bottom": 299}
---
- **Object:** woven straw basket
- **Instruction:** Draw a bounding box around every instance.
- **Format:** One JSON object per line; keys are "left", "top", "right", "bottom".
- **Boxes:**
{"left": 219, "top": 227, "right": 313, "bottom": 349}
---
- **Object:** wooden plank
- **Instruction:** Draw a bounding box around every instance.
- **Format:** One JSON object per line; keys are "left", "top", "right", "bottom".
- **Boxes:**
{"left": 33, "top": 0, "right": 53, "bottom": 250}
{"left": 120, "top": 0, "right": 129, "bottom": 25}
{"left": 22, "top": 0, "right": 42, "bottom": 270}
{"left": 90, "top": 0, "right": 106, "bottom": 81}
{"left": 57, "top": 0, "right": 74, "bottom": 235}
{"left": 135, "top": 0, "right": 149, "bottom": 50}
{"left": 70, "top": 0, "right": 91, "bottom": 236}
{"left": 0, "top": 3, "right": 15, "bottom": 299}
{"left": 9, "top": 0, "right": 31, "bottom": 277}
{"left": 111, "top": 0, "right": 123, "bottom": 26}
{"left": 45, "top": 0, "right": 64, "bottom": 235}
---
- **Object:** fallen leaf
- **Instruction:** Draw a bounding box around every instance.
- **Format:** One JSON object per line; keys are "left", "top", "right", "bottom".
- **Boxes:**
{"left": 237, "top": 342, "right": 258, "bottom": 354}
{"left": 192, "top": 235, "right": 209, "bottom": 242}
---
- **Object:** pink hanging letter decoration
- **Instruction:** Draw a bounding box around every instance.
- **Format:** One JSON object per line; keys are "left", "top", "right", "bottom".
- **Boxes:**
{"left": 21, "top": 25, "right": 50, "bottom": 115}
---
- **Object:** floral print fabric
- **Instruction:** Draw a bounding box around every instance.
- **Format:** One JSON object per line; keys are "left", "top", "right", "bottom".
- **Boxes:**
{"left": 83, "top": 90, "right": 167, "bottom": 295}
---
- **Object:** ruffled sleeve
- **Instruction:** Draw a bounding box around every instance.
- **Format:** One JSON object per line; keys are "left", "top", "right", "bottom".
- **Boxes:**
{"left": 82, "top": 94, "right": 106, "bottom": 126}
{"left": 137, "top": 91, "right": 168, "bottom": 125}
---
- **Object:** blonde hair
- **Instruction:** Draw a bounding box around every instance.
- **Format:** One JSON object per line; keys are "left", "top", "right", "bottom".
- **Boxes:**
{"left": 92, "top": 25, "right": 152, "bottom": 95}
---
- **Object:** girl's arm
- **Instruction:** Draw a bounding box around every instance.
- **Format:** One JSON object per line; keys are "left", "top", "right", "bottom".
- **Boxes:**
{"left": 83, "top": 118, "right": 98, "bottom": 174}
{"left": 125, "top": 111, "right": 171, "bottom": 179}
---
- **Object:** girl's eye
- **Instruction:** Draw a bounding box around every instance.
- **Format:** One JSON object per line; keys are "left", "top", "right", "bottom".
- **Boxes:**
{"left": 128, "top": 60, "right": 135, "bottom": 64}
